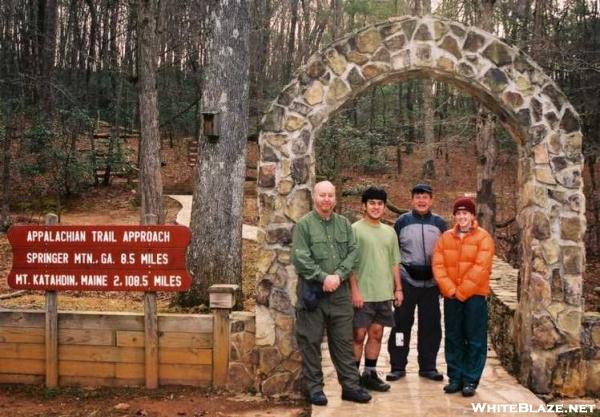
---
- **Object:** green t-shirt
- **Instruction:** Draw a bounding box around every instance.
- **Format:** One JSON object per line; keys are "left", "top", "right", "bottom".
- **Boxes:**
{"left": 352, "top": 219, "right": 401, "bottom": 302}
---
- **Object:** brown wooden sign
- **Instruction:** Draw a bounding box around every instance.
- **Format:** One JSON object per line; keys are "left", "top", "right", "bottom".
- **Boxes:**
{"left": 7, "top": 225, "right": 192, "bottom": 292}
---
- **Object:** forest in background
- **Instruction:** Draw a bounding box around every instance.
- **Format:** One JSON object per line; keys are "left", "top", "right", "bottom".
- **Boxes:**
{"left": 0, "top": 0, "right": 599, "bottom": 301}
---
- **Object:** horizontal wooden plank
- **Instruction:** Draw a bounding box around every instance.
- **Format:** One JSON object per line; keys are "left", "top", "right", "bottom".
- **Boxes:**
{"left": 0, "top": 358, "right": 45, "bottom": 375}
{"left": 0, "top": 373, "right": 44, "bottom": 385}
{"left": 0, "top": 311, "right": 45, "bottom": 328}
{"left": 59, "top": 360, "right": 115, "bottom": 378}
{"left": 59, "top": 329, "right": 114, "bottom": 346}
{"left": 0, "top": 327, "right": 44, "bottom": 343}
{"left": 116, "top": 331, "right": 144, "bottom": 347}
{"left": 58, "top": 345, "right": 144, "bottom": 363}
{"left": 116, "top": 363, "right": 144, "bottom": 379}
{"left": 158, "top": 364, "right": 211, "bottom": 382}
{"left": 159, "top": 332, "right": 212, "bottom": 348}
{"left": 158, "top": 315, "right": 212, "bottom": 333}
{"left": 60, "top": 376, "right": 144, "bottom": 387}
{"left": 159, "top": 348, "right": 212, "bottom": 365}
{"left": 58, "top": 312, "right": 144, "bottom": 331}
{"left": 0, "top": 342, "right": 45, "bottom": 360}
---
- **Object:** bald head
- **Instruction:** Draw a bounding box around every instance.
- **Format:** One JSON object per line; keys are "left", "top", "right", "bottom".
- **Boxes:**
{"left": 313, "top": 181, "right": 336, "bottom": 219}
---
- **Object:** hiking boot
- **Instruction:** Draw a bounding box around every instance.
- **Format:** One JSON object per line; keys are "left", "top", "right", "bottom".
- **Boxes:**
{"left": 341, "top": 386, "right": 372, "bottom": 403}
{"left": 443, "top": 381, "right": 462, "bottom": 394}
{"left": 309, "top": 391, "right": 328, "bottom": 406}
{"left": 419, "top": 369, "right": 444, "bottom": 381}
{"left": 360, "top": 370, "right": 391, "bottom": 392}
{"left": 462, "top": 383, "right": 477, "bottom": 397}
{"left": 385, "top": 369, "right": 406, "bottom": 381}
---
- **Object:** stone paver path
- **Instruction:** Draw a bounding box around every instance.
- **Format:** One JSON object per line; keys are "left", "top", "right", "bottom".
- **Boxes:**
{"left": 168, "top": 195, "right": 258, "bottom": 241}
{"left": 313, "top": 304, "right": 555, "bottom": 417}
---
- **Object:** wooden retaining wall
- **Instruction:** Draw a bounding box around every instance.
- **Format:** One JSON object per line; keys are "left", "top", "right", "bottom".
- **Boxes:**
{"left": 0, "top": 310, "right": 217, "bottom": 387}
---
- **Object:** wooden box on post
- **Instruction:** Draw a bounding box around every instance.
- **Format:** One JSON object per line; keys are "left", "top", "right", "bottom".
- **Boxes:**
{"left": 209, "top": 284, "right": 238, "bottom": 388}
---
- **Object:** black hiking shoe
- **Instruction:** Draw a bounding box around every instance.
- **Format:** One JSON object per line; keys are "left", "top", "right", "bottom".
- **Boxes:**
{"left": 360, "top": 370, "right": 391, "bottom": 392}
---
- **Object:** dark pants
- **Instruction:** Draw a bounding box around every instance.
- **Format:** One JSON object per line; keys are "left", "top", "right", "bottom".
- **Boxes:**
{"left": 444, "top": 296, "right": 488, "bottom": 385}
{"left": 387, "top": 282, "right": 441, "bottom": 372}
{"left": 295, "top": 290, "right": 360, "bottom": 395}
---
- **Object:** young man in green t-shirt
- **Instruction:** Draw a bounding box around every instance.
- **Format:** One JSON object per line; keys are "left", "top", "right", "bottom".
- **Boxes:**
{"left": 350, "top": 187, "right": 403, "bottom": 392}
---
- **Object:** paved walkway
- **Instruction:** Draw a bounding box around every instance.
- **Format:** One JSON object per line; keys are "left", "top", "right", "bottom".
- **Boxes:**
{"left": 167, "top": 195, "right": 258, "bottom": 241}
{"left": 313, "top": 309, "right": 555, "bottom": 417}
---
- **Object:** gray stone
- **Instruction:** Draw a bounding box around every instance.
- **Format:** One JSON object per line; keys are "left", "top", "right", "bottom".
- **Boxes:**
{"left": 555, "top": 167, "right": 582, "bottom": 189}
{"left": 372, "top": 47, "right": 391, "bottom": 63}
{"left": 291, "top": 155, "right": 310, "bottom": 185}
{"left": 228, "top": 363, "right": 254, "bottom": 391}
{"left": 530, "top": 124, "right": 548, "bottom": 146}
{"left": 362, "top": 63, "right": 390, "bottom": 79}
{"left": 514, "top": 54, "right": 534, "bottom": 73}
{"left": 450, "top": 24, "right": 466, "bottom": 38}
{"left": 285, "top": 188, "right": 311, "bottom": 222}
{"left": 345, "top": 50, "right": 369, "bottom": 65}
{"left": 401, "top": 19, "right": 417, "bottom": 39}
{"left": 290, "top": 101, "right": 311, "bottom": 116}
{"left": 414, "top": 24, "right": 432, "bottom": 41}
{"left": 564, "top": 133, "right": 583, "bottom": 160}
{"left": 325, "top": 48, "right": 347, "bottom": 75}
{"left": 551, "top": 156, "right": 568, "bottom": 172}
{"left": 551, "top": 269, "right": 564, "bottom": 302}
{"left": 561, "top": 246, "right": 583, "bottom": 275}
{"left": 278, "top": 82, "right": 299, "bottom": 106}
{"left": 439, "top": 35, "right": 461, "bottom": 59}
{"left": 415, "top": 45, "right": 432, "bottom": 63}
{"left": 259, "top": 346, "right": 282, "bottom": 375}
{"left": 517, "top": 109, "right": 532, "bottom": 127}
{"left": 292, "top": 129, "right": 310, "bottom": 155}
{"left": 567, "top": 193, "right": 584, "bottom": 213}
{"left": 532, "top": 315, "right": 564, "bottom": 349}
{"left": 262, "top": 105, "right": 285, "bottom": 132}
{"left": 306, "top": 59, "right": 326, "bottom": 79}
{"left": 347, "top": 67, "right": 365, "bottom": 88}
{"left": 463, "top": 31, "right": 486, "bottom": 52}
{"left": 532, "top": 211, "right": 551, "bottom": 240}
{"left": 531, "top": 98, "right": 543, "bottom": 122}
{"left": 436, "top": 57, "right": 454, "bottom": 72}
{"left": 285, "top": 114, "right": 306, "bottom": 132}
{"left": 484, "top": 68, "right": 509, "bottom": 93}
{"left": 542, "top": 84, "right": 566, "bottom": 111}
{"left": 541, "top": 239, "right": 560, "bottom": 265}
{"left": 258, "top": 164, "right": 276, "bottom": 188}
{"left": 384, "top": 34, "right": 406, "bottom": 51}
{"left": 560, "top": 108, "right": 581, "bottom": 134}
{"left": 256, "top": 278, "right": 273, "bottom": 306}
{"left": 266, "top": 225, "right": 293, "bottom": 245}
{"left": 277, "top": 179, "right": 294, "bottom": 195}
{"left": 262, "top": 144, "right": 279, "bottom": 163}
{"left": 270, "top": 287, "right": 292, "bottom": 313}
{"left": 326, "top": 78, "right": 351, "bottom": 103}
{"left": 356, "top": 28, "right": 382, "bottom": 53}
{"left": 564, "top": 274, "right": 582, "bottom": 306}
{"left": 483, "top": 41, "right": 513, "bottom": 66}
{"left": 433, "top": 21, "right": 449, "bottom": 40}
{"left": 548, "top": 133, "right": 562, "bottom": 154}
{"left": 545, "top": 112, "right": 559, "bottom": 130}
{"left": 262, "top": 372, "right": 292, "bottom": 396}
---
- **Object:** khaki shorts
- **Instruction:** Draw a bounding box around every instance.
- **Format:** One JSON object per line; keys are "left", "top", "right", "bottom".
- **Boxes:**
{"left": 353, "top": 301, "right": 395, "bottom": 328}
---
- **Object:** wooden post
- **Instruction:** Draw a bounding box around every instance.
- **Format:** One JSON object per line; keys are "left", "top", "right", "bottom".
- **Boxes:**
{"left": 45, "top": 213, "right": 59, "bottom": 388}
{"left": 209, "top": 284, "right": 238, "bottom": 388}
{"left": 143, "top": 213, "right": 159, "bottom": 389}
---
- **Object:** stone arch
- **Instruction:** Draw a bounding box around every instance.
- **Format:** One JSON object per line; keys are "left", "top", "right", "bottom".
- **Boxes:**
{"left": 255, "top": 15, "right": 586, "bottom": 396}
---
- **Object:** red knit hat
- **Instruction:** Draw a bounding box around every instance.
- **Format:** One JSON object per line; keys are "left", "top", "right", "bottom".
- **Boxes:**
{"left": 453, "top": 197, "right": 476, "bottom": 215}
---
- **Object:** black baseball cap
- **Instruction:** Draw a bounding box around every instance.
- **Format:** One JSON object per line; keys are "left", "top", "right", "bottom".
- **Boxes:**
{"left": 411, "top": 183, "right": 433, "bottom": 195}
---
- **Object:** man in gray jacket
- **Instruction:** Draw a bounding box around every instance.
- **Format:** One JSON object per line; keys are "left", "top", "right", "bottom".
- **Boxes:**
{"left": 386, "top": 184, "right": 448, "bottom": 382}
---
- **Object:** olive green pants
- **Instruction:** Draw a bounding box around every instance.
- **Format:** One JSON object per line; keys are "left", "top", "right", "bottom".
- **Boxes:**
{"left": 295, "top": 292, "right": 361, "bottom": 395}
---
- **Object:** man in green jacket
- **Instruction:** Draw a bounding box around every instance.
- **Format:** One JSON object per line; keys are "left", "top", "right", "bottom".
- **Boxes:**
{"left": 292, "top": 181, "right": 372, "bottom": 406}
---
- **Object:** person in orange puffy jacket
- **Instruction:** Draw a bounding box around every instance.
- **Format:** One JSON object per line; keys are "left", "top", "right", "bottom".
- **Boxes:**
{"left": 432, "top": 197, "right": 495, "bottom": 398}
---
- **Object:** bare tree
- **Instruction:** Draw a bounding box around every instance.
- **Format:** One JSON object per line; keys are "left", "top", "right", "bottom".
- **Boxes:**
{"left": 177, "top": 0, "right": 250, "bottom": 306}
{"left": 137, "top": 0, "right": 164, "bottom": 223}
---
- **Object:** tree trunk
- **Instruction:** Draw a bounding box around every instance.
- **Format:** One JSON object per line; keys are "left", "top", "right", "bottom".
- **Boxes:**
{"left": 421, "top": 79, "right": 435, "bottom": 180}
{"left": 40, "top": 0, "right": 57, "bottom": 118}
{"left": 137, "top": 0, "right": 164, "bottom": 223}
{"left": 176, "top": 0, "right": 250, "bottom": 307}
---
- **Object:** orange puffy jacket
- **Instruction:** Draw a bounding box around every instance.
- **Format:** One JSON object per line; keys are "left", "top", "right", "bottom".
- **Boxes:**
{"left": 432, "top": 221, "right": 495, "bottom": 302}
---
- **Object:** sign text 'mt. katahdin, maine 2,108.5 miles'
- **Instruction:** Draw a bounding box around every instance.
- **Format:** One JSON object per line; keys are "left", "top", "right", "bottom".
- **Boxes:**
{"left": 7, "top": 225, "right": 192, "bottom": 292}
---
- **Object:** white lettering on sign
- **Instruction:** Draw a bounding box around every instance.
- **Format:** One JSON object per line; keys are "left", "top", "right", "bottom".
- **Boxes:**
{"left": 74, "top": 253, "right": 94, "bottom": 264}
{"left": 99, "top": 253, "right": 114, "bottom": 264}
{"left": 140, "top": 253, "right": 169, "bottom": 265}
{"left": 26, "top": 252, "right": 69, "bottom": 264}
{"left": 91, "top": 230, "right": 117, "bottom": 242}
{"left": 122, "top": 230, "right": 170, "bottom": 243}
{"left": 26, "top": 230, "right": 86, "bottom": 242}
{"left": 15, "top": 273, "right": 28, "bottom": 284}
{"left": 125, "top": 275, "right": 148, "bottom": 286}
{"left": 81, "top": 274, "right": 108, "bottom": 286}
{"left": 32, "top": 274, "right": 76, "bottom": 286}
{"left": 154, "top": 275, "right": 181, "bottom": 287}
